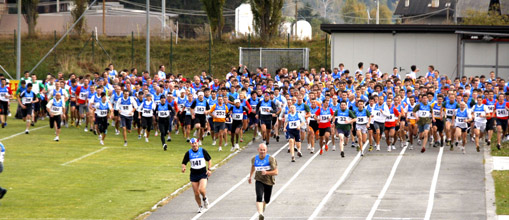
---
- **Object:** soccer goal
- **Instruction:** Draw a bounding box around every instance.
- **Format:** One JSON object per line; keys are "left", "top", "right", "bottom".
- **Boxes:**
{"left": 239, "top": 47, "right": 309, "bottom": 73}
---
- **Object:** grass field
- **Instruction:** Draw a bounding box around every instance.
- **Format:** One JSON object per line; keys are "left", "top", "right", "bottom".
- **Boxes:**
{"left": 490, "top": 134, "right": 509, "bottom": 157}
{"left": 0, "top": 104, "right": 254, "bottom": 219}
{"left": 493, "top": 170, "right": 509, "bottom": 215}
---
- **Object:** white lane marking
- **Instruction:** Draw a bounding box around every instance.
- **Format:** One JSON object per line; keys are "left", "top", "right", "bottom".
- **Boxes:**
{"left": 365, "top": 146, "right": 408, "bottom": 220}
{"left": 248, "top": 141, "right": 332, "bottom": 220}
{"left": 424, "top": 146, "right": 444, "bottom": 220}
{"left": 0, "top": 125, "right": 49, "bottom": 141}
{"left": 199, "top": 217, "right": 423, "bottom": 220}
{"left": 190, "top": 143, "right": 289, "bottom": 220}
{"left": 61, "top": 147, "right": 108, "bottom": 166}
{"left": 308, "top": 141, "right": 369, "bottom": 220}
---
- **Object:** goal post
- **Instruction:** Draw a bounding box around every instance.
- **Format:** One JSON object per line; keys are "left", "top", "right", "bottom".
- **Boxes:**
{"left": 239, "top": 47, "right": 309, "bottom": 73}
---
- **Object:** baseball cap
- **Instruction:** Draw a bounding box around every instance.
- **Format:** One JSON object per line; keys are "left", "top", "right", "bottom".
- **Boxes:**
{"left": 190, "top": 138, "right": 198, "bottom": 144}
{"left": 234, "top": 99, "right": 240, "bottom": 103}
{"left": 198, "top": 92, "right": 204, "bottom": 96}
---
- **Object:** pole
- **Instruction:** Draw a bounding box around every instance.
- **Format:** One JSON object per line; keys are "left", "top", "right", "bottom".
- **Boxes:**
{"left": 324, "top": 34, "right": 327, "bottom": 68}
{"left": 287, "top": 33, "right": 290, "bottom": 48}
{"left": 294, "top": 0, "right": 298, "bottom": 37}
{"left": 57, "top": 0, "right": 60, "bottom": 12}
{"left": 376, "top": 0, "right": 380, "bottom": 24}
{"left": 162, "top": 0, "right": 165, "bottom": 38}
{"left": 92, "top": 31, "right": 95, "bottom": 62}
{"left": 102, "top": 0, "right": 106, "bottom": 36}
{"left": 208, "top": 30, "right": 211, "bottom": 75}
{"left": 170, "top": 31, "right": 173, "bottom": 74}
{"left": 13, "top": 30, "right": 16, "bottom": 57}
{"left": 131, "top": 31, "right": 134, "bottom": 67}
{"left": 16, "top": 0, "right": 21, "bottom": 80}
{"left": 54, "top": 30, "right": 57, "bottom": 64}
{"left": 146, "top": 0, "right": 150, "bottom": 72}
{"left": 248, "top": 34, "right": 251, "bottom": 48}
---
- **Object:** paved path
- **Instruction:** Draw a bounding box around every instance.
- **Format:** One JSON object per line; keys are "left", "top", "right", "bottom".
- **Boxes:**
{"left": 148, "top": 135, "right": 486, "bottom": 220}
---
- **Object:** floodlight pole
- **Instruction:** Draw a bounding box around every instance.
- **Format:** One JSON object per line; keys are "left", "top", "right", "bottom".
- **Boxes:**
{"left": 146, "top": 0, "right": 150, "bottom": 72}
{"left": 16, "top": 0, "right": 21, "bottom": 79}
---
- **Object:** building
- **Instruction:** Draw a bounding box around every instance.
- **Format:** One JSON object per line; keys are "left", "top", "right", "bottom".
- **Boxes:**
{"left": 320, "top": 24, "right": 509, "bottom": 78}
{"left": 394, "top": 0, "right": 509, "bottom": 24}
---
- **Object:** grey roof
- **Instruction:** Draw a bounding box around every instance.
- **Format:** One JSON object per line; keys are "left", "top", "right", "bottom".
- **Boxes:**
{"left": 456, "top": 0, "right": 509, "bottom": 17}
{"left": 394, "top": 0, "right": 456, "bottom": 17}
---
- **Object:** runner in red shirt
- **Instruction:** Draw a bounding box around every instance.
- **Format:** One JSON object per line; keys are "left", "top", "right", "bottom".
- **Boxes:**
{"left": 384, "top": 97, "right": 400, "bottom": 152}
{"left": 482, "top": 89, "right": 496, "bottom": 146}
{"left": 495, "top": 93, "right": 509, "bottom": 150}
{"left": 76, "top": 79, "right": 92, "bottom": 132}
{"left": 314, "top": 99, "right": 334, "bottom": 155}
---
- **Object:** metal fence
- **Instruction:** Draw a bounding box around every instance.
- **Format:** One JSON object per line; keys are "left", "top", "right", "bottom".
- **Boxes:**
{"left": 239, "top": 47, "right": 309, "bottom": 73}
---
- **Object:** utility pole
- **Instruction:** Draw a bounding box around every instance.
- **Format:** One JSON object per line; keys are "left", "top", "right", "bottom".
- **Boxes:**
{"left": 376, "top": 0, "right": 380, "bottom": 24}
{"left": 57, "top": 0, "right": 60, "bottom": 12}
{"left": 162, "top": 0, "right": 165, "bottom": 38}
{"left": 146, "top": 0, "right": 150, "bottom": 72}
{"left": 16, "top": 0, "right": 21, "bottom": 79}
{"left": 294, "top": 0, "right": 298, "bottom": 37}
{"left": 102, "top": 0, "right": 105, "bottom": 36}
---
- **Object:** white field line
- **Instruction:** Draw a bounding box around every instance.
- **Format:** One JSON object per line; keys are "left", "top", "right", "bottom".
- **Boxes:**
{"left": 424, "top": 146, "right": 444, "bottom": 220}
{"left": 0, "top": 125, "right": 49, "bottom": 141}
{"left": 190, "top": 142, "right": 289, "bottom": 220}
{"left": 365, "top": 146, "right": 408, "bottom": 220}
{"left": 248, "top": 141, "right": 332, "bottom": 220}
{"left": 61, "top": 147, "right": 108, "bottom": 166}
{"left": 308, "top": 141, "right": 369, "bottom": 220}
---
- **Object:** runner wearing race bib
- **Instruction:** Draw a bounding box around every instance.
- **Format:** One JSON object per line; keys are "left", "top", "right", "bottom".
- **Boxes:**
{"left": 413, "top": 93, "right": 433, "bottom": 153}
{"left": 228, "top": 99, "right": 249, "bottom": 150}
{"left": 453, "top": 102, "right": 472, "bottom": 153}
{"left": 76, "top": 79, "right": 91, "bottom": 131}
{"left": 256, "top": 92, "right": 277, "bottom": 146}
{"left": 383, "top": 97, "right": 400, "bottom": 152}
{"left": 191, "top": 92, "right": 210, "bottom": 146}
{"left": 307, "top": 100, "right": 320, "bottom": 152}
{"left": 209, "top": 96, "right": 229, "bottom": 151}
{"left": 0, "top": 78, "right": 11, "bottom": 128}
{"left": 482, "top": 90, "right": 496, "bottom": 146}
{"left": 284, "top": 105, "right": 305, "bottom": 162}
{"left": 372, "top": 94, "right": 389, "bottom": 151}
{"left": 354, "top": 100, "right": 370, "bottom": 155}
{"left": 495, "top": 93, "right": 509, "bottom": 150}
{"left": 472, "top": 96, "right": 489, "bottom": 152}
{"left": 156, "top": 95, "right": 175, "bottom": 150}
{"left": 137, "top": 94, "right": 155, "bottom": 143}
{"left": 444, "top": 92, "right": 459, "bottom": 146}
{"left": 94, "top": 92, "right": 112, "bottom": 145}
{"left": 334, "top": 100, "right": 356, "bottom": 157}
{"left": 315, "top": 99, "right": 334, "bottom": 155}
{"left": 431, "top": 94, "right": 445, "bottom": 148}
{"left": 18, "top": 83, "right": 38, "bottom": 134}
{"left": 46, "top": 92, "right": 65, "bottom": 141}
{"left": 249, "top": 143, "right": 278, "bottom": 220}
{"left": 181, "top": 138, "right": 212, "bottom": 214}
{"left": 116, "top": 90, "right": 138, "bottom": 146}
{"left": 110, "top": 86, "right": 123, "bottom": 136}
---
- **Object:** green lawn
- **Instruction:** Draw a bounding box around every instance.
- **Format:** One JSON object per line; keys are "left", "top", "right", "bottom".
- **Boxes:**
{"left": 493, "top": 170, "right": 509, "bottom": 215}
{"left": 0, "top": 104, "right": 253, "bottom": 219}
{"left": 490, "top": 133, "right": 509, "bottom": 157}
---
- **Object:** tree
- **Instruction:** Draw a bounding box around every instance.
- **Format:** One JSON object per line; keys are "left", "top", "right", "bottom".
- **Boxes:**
{"left": 201, "top": 0, "right": 226, "bottom": 40}
{"left": 250, "top": 0, "right": 284, "bottom": 41}
{"left": 370, "top": 4, "right": 393, "bottom": 24}
{"left": 298, "top": 2, "right": 316, "bottom": 22}
{"left": 342, "top": 0, "right": 368, "bottom": 24}
{"left": 316, "top": 0, "right": 334, "bottom": 18}
{"left": 71, "top": 0, "right": 88, "bottom": 35}
{"left": 462, "top": 6, "right": 509, "bottom": 25}
{"left": 22, "top": 0, "right": 39, "bottom": 38}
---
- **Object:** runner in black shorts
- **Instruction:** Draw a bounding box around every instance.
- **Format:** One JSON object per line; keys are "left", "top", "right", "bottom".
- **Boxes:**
{"left": 256, "top": 92, "right": 277, "bottom": 146}
{"left": 181, "top": 138, "right": 212, "bottom": 214}
{"left": 228, "top": 99, "right": 249, "bottom": 150}
{"left": 249, "top": 143, "right": 278, "bottom": 220}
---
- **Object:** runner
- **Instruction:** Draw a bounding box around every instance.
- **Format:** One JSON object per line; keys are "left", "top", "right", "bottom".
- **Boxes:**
{"left": 394, "top": 95, "right": 407, "bottom": 148}
{"left": 94, "top": 92, "right": 113, "bottom": 145}
{"left": 431, "top": 94, "right": 445, "bottom": 147}
{"left": 156, "top": 95, "right": 175, "bottom": 150}
{"left": 76, "top": 79, "right": 92, "bottom": 132}
{"left": 228, "top": 99, "right": 249, "bottom": 151}
{"left": 110, "top": 86, "right": 123, "bottom": 135}
{"left": 208, "top": 96, "right": 229, "bottom": 151}
{"left": 307, "top": 100, "right": 320, "bottom": 153}
{"left": 444, "top": 92, "right": 459, "bottom": 149}
{"left": 315, "top": 98, "right": 334, "bottom": 155}
{"left": 248, "top": 143, "right": 278, "bottom": 220}
{"left": 483, "top": 89, "right": 496, "bottom": 146}
{"left": 256, "top": 92, "right": 277, "bottom": 146}
{"left": 191, "top": 92, "right": 210, "bottom": 146}
{"left": 283, "top": 105, "right": 305, "bottom": 162}
{"left": 0, "top": 78, "right": 11, "bottom": 128}
{"left": 366, "top": 96, "right": 377, "bottom": 151}
{"left": 46, "top": 92, "right": 66, "bottom": 141}
{"left": 372, "top": 93, "right": 389, "bottom": 151}
{"left": 116, "top": 89, "right": 138, "bottom": 146}
{"left": 248, "top": 91, "right": 261, "bottom": 142}
{"left": 453, "top": 102, "right": 472, "bottom": 153}
{"left": 354, "top": 100, "right": 370, "bottom": 155}
{"left": 138, "top": 93, "right": 156, "bottom": 143}
{"left": 495, "top": 93, "right": 509, "bottom": 150}
{"left": 334, "top": 100, "right": 357, "bottom": 157}
{"left": 413, "top": 93, "right": 433, "bottom": 153}
{"left": 181, "top": 138, "right": 212, "bottom": 213}
{"left": 384, "top": 97, "right": 400, "bottom": 152}
{"left": 472, "top": 96, "right": 489, "bottom": 152}
{"left": 18, "top": 83, "right": 38, "bottom": 134}
{"left": 0, "top": 142, "right": 6, "bottom": 200}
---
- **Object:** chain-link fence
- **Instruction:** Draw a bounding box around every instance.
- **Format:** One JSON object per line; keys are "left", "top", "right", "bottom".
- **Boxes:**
{"left": 239, "top": 47, "right": 309, "bottom": 73}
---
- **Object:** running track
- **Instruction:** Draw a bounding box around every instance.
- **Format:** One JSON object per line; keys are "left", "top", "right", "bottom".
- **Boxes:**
{"left": 147, "top": 136, "right": 486, "bottom": 220}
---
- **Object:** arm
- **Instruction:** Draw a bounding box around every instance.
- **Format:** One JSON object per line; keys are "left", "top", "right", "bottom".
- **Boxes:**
{"left": 248, "top": 165, "right": 255, "bottom": 184}
{"left": 181, "top": 152, "right": 189, "bottom": 173}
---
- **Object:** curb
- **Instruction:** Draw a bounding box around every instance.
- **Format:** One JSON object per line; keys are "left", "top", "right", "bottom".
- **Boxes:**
{"left": 483, "top": 144, "right": 497, "bottom": 219}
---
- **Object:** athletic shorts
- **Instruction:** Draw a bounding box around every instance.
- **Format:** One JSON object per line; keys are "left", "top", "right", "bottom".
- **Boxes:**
{"left": 213, "top": 122, "right": 225, "bottom": 133}
{"left": 120, "top": 115, "right": 133, "bottom": 130}
{"left": 49, "top": 115, "right": 61, "bottom": 129}
{"left": 97, "top": 116, "right": 109, "bottom": 133}
{"left": 178, "top": 112, "right": 185, "bottom": 125}
{"left": 248, "top": 113, "right": 258, "bottom": 126}
{"left": 356, "top": 123, "right": 368, "bottom": 133}
{"left": 337, "top": 127, "right": 350, "bottom": 137}
{"left": 418, "top": 123, "right": 431, "bottom": 133}
{"left": 474, "top": 121, "right": 486, "bottom": 132}
{"left": 184, "top": 115, "right": 193, "bottom": 126}
{"left": 194, "top": 114, "right": 207, "bottom": 127}
{"left": 70, "top": 101, "right": 76, "bottom": 107}
{"left": 78, "top": 104, "right": 89, "bottom": 115}
{"left": 271, "top": 117, "right": 277, "bottom": 126}
{"left": 433, "top": 119, "right": 444, "bottom": 132}
{"left": 319, "top": 127, "right": 331, "bottom": 137}
{"left": 496, "top": 118, "right": 508, "bottom": 131}
{"left": 111, "top": 110, "right": 118, "bottom": 117}
{"left": 374, "top": 122, "right": 385, "bottom": 133}
{"left": 400, "top": 117, "right": 407, "bottom": 123}
{"left": 21, "top": 104, "right": 33, "bottom": 117}
{"left": 486, "top": 118, "right": 495, "bottom": 131}
{"left": 287, "top": 129, "right": 301, "bottom": 142}
{"left": 255, "top": 180, "right": 273, "bottom": 203}
{"left": 260, "top": 119, "right": 272, "bottom": 130}
{"left": 409, "top": 119, "right": 417, "bottom": 126}
{"left": 141, "top": 116, "right": 153, "bottom": 131}
{"left": 308, "top": 120, "right": 319, "bottom": 132}
{"left": 385, "top": 125, "right": 395, "bottom": 130}
{"left": 231, "top": 120, "right": 243, "bottom": 132}
{"left": 190, "top": 172, "right": 208, "bottom": 182}
{"left": 456, "top": 126, "right": 468, "bottom": 133}
{"left": 0, "top": 101, "right": 8, "bottom": 116}
{"left": 133, "top": 111, "right": 141, "bottom": 127}
{"left": 226, "top": 122, "right": 232, "bottom": 131}
{"left": 369, "top": 123, "right": 375, "bottom": 131}
{"left": 33, "top": 101, "right": 40, "bottom": 112}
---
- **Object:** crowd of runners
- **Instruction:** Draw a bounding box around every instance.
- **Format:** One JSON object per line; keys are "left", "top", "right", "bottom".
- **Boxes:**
{"left": 1, "top": 63, "right": 509, "bottom": 217}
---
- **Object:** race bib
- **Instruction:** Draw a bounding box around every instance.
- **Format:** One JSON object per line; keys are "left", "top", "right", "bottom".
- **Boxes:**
{"left": 97, "top": 110, "right": 108, "bottom": 117}
{"left": 419, "top": 110, "right": 431, "bottom": 118}
{"left": 79, "top": 92, "right": 88, "bottom": 100}
{"left": 446, "top": 109, "right": 455, "bottom": 116}
{"left": 196, "top": 106, "right": 206, "bottom": 114}
{"left": 255, "top": 165, "right": 271, "bottom": 172}
{"left": 121, "top": 105, "right": 130, "bottom": 111}
{"left": 433, "top": 110, "right": 441, "bottom": 117}
{"left": 320, "top": 115, "right": 330, "bottom": 123}
{"left": 233, "top": 113, "right": 243, "bottom": 120}
{"left": 51, "top": 106, "right": 62, "bottom": 113}
{"left": 487, "top": 105, "right": 495, "bottom": 113}
{"left": 497, "top": 109, "right": 508, "bottom": 117}
{"left": 289, "top": 120, "right": 299, "bottom": 129}
{"left": 158, "top": 111, "right": 169, "bottom": 117}
{"left": 190, "top": 158, "right": 206, "bottom": 169}
{"left": 215, "top": 110, "right": 226, "bottom": 118}
{"left": 23, "top": 97, "right": 32, "bottom": 104}
{"left": 456, "top": 117, "right": 466, "bottom": 123}
{"left": 261, "top": 107, "right": 271, "bottom": 114}
{"left": 357, "top": 116, "right": 367, "bottom": 124}
{"left": 143, "top": 109, "right": 151, "bottom": 115}
{"left": 475, "top": 112, "right": 485, "bottom": 118}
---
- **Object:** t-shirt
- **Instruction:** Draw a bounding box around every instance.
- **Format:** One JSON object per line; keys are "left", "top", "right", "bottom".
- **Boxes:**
{"left": 251, "top": 155, "right": 277, "bottom": 186}
{"left": 182, "top": 148, "right": 211, "bottom": 175}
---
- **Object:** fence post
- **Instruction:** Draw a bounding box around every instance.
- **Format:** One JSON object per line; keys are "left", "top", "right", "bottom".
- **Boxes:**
{"left": 248, "top": 34, "right": 251, "bottom": 48}
{"left": 287, "top": 33, "right": 290, "bottom": 48}
{"left": 92, "top": 31, "right": 95, "bottom": 62}
{"left": 324, "top": 34, "right": 328, "bottom": 69}
{"left": 13, "top": 30, "right": 16, "bottom": 57}
{"left": 54, "top": 30, "right": 57, "bottom": 65}
{"left": 208, "top": 30, "right": 211, "bottom": 76}
{"left": 170, "top": 31, "right": 173, "bottom": 74}
{"left": 131, "top": 31, "right": 134, "bottom": 67}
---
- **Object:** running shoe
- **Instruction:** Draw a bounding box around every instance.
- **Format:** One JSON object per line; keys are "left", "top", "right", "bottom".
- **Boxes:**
{"left": 450, "top": 144, "right": 454, "bottom": 151}
{"left": 163, "top": 144, "right": 168, "bottom": 151}
{"left": 124, "top": 141, "right": 128, "bottom": 147}
{"left": 154, "top": 131, "right": 158, "bottom": 136}
{"left": 325, "top": 144, "right": 329, "bottom": 151}
{"left": 25, "top": 129, "right": 29, "bottom": 134}
{"left": 291, "top": 157, "right": 295, "bottom": 162}
{"left": 319, "top": 148, "right": 323, "bottom": 155}
{"left": 294, "top": 146, "right": 298, "bottom": 152}
{"left": 461, "top": 146, "right": 466, "bottom": 154}
{"left": 167, "top": 136, "right": 171, "bottom": 141}
{"left": 341, "top": 151, "right": 345, "bottom": 158}
{"left": 258, "top": 213, "right": 265, "bottom": 220}
{"left": 409, "top": 145, "right": 414, "bottom": 150}
{"left": 392, "top": 145, "right": 396, "bottom": 150}
{"left": 310, "top": 148, "right": 315, "bottom": 154}
{"left": 100, "top": 140, "right": 104, "bottom": 145}
{"left": 187, "top": 138, "right": 191, "bottom": 143}
{"left": 276, "top": 136, "right": 280, "bottom": 142}
{"left": 54, "top": 136, "right": 59, "bottom": 142}
{"left": 84, "top": 127, "right": 88, "bottom": 132}
{"left": 145, "top": 137, "right": 149, "bottom": 143}
{"left": 193, "top": 130, "right": 197, "bottom": 137}
{"left": 138, "top": 135, "right": 141, "bottom": 139}
{"left": 307, "top": 144, "right": 311, "bottom": 150}
{"left": 0, "top": 188, "right": 7, "bottom": 199}
{"left": 225, "top": 142, "right": 228, "bottom": 147}
{"left": 376, "top": 145, "right": 380, "bottom": 151}
{"left": 175, "top": 130, "right": 179, "bottom": 135}
{"left": 218, "top": 146, "right": 222, "bottom": 152}
{"left": 297, "top": 151, "right": 302, "bottom": 157}
{"left": 231, "top": 146, "right": 235, "bottom": 152}
{"left": 93, "top": 130, "right": 97, "bottom": 135}
{"left": 351, "top": 142, "right": 355, "bottom": 148}
{"left": 361, "top": 152, "right": 364, "bottom": 156}
{"left": 387, "top": 145, "right": 391, "bottom": 152}
{"left": 497, "top": 144, "right": 501, "bottom": 150}
{"left": 369, "top": 145, "right": 373, "bottom": 152}
{"left": 199, "top": 140, "right": 202, "bottom": 146}
{"left": 212, "top": 140, "right": 216, "bottom": 145}
{"left": 203, "top": 197, "right": 209, "bottom": 209}
{"left": 197, "top": 206, "right": 203, "bottom": 213}
{"left": 235, "top": 144, "right": 240, "bottom": 150}
{"left": 487, "top": 140, "right": 491, "bottom": 146}
{"left": 421, "top": 147, "right": 426, "bottom": 153}
{"left": 332, "top": 144, "right": 336, "bottom": 151}
{"left": 476, "top": 145, "right": 480, "bottom": 152}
